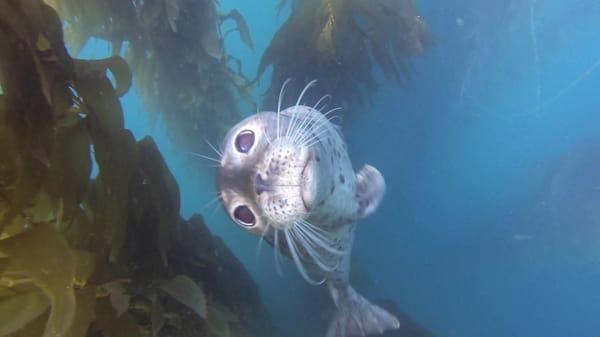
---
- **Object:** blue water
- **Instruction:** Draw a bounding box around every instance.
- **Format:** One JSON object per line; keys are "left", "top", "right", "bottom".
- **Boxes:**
{"left": 81, "top": 0, "right": 600, "bottom": 336}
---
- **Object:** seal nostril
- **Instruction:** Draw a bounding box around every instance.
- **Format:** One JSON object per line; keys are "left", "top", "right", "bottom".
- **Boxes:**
{"left": 255, "top": 174, "right": 267, "bottom": 195}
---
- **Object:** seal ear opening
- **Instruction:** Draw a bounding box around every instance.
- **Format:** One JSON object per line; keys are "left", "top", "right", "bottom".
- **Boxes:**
{"left": 355, "top": 164, "right": 385, "bottom": 219}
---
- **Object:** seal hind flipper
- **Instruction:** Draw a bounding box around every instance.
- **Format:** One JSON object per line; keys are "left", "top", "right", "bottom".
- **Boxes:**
{"left": 355, "top": 164, "right": 385, "bottom": 219}
{"left": 327, "top": 283, "right": 400, "bottom": 337}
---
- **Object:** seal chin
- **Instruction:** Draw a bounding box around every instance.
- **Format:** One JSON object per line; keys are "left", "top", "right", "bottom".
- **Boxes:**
{"left": 300, "top": 155, "right": 317, "bottom": 212}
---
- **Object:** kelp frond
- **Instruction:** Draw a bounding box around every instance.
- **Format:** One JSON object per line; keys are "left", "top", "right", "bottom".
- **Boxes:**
{"left": 258, "top": 0, "right": 430, "bottom": 111}
{"left": 46, "top": 0, "right": 256, "bottom": 157}
{"left": 0, "top": 1, "right": 273, "bottom": 337}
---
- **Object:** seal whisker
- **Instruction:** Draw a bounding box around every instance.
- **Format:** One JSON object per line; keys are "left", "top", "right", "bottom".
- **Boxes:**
{"left": 296, "top": 220, "right": 346, "bottom": 256}
{"left": 285, "top": 228, "right": 325, "bottom": 285}
{"left": 301, "top": 119, "right": 339, "bottom": 146}
{"left": 274, "top": 229, "right": 284, "bottom": 276}
{"left": 290, "top": 95, "right": 332, "bottom": 144}
{"left": 290, "top": 110, "right": 314, "bottom": 144}
{"left": 292, "top": 103, "right": 334, "bottom": 145}
{"left": 188, "top": 152, "right": 221, "bottom": 165}
{"left": 313, "top": 94, "right": 332, "bottom": 113}
{"left": 297, "top": 218, "right": 332, "bottom": 236}
{"left": 257, "top": 113, "right": 273, "bottom": 145}
{"left": 203, "top": 137, "right": 223, "bottom": 158}
{"left": 296, "top": 121, "right": 327, "bottom": 146}
{"left": 293, "top": 94, "right": 331, "bottom": 144}
{"left": 255, "top": 222, "right": 272, "bottom": 263}
{"left": 322, "top": 106, "right": 343, "bottom": 119}
{"left": 294, "top": 111, "right": 329, "bottom": 145}
{"left": 285, "top": 106, "right": 300, "bottom": 139}
{"left": 301, "top": 127, "right": 331, "bottom": 148}
{"left": 298, "top": 219, "right": 348, "bottom": 252}
{"left": 292, "top": 224, "right": 338, "bottom": 272}
{"left": 295, "top": 109, "right": 338, "bottom": 145}
{"left": 286, "top": 80, "right": 318, "bottom": 139}
{"left": 295, "top": 80, "right": 318, "bottom": 108}
{"left": 200, "top": 194, "right": 222, "bottom": 213}
{"left": 277, "top": 78, "right": 293, "bottom": 139}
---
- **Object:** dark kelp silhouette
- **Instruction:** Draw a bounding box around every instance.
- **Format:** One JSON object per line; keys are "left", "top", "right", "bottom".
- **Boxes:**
{"left": 45, "top": 0, "right": 255, "bottom": 156}
{"left": 0, "top": 1, "right": 272, "bottom": 336}
{"left": 258, "top": 0, "right": 430, "bottom": 112}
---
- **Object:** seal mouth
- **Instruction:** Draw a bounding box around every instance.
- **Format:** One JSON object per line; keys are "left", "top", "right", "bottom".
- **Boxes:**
{"left": 300, "top": 155, "right": 313, "bottom": 211}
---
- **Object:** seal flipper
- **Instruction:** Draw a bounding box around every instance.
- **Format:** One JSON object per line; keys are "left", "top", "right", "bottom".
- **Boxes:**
{"left": 327, "top": 283, "right": 400, "bottom": 337}
{"left": 355, "top": 164, "right": 385, "bottom": 219}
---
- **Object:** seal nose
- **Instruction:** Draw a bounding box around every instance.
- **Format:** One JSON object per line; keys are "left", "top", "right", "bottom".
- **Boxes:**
{"left": 255, "top": 174, "right": 268, "bottom": 195}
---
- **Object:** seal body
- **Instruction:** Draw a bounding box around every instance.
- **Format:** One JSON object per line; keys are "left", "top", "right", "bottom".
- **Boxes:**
{"left": 218, "top": 102, "right": 398, "bottom": 337}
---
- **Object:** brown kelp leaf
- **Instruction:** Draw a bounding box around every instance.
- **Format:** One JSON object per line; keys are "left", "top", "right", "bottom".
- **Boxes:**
{"left": 0, "top": 286, "right": 17, "bottom": 297}
{"left": 6, "top": 307, "right": 49, "bottom": 337}
{"left": 72, "top": 250, "right": 95, "bottom": 287}
{"left": 44, "top": 120, "right": 92, "bottom": 227}
{"left": 0, "top": 2, "right": 51, "bottom": 105}
{"left": 0, "top": 224, "right": 76, "bottom": 337}
{"left": 0, "top": 23, "right": 53, "bottom": 233}
{"left": 74, "top": 56, "right": 132, "bottom": 98}
{"left": 73, "top": 57, "right": 125, "bottom": 131}
{"left": 0, "top": 290, "right": 50, "bottom": 336}
{"left": 97, "top": 280, "right": 131, "bottom": 317}
{"left": 63, "top": 287, "right": 96, "bottom": 337}
{"left": 0, "top": 258, "right": 7, "bottom": 276}
{"left": 73, "top": 60, "right": 135, "bottom": 261}
{"left": 206, "top": 304, "right": 239, "bottom": 337}
{"left": 136, "top": 137, "right": 180, "bottom": 266}
{"left": 94, "top": 297, "right": 143, "bottom": 337}
{"left": 151, "top": 293, "right": 166, "bottom": 337}
{"left": 157, "top": 275, "right": 206, "bottom": 319}
{"left": 222, "top": 10, "right": 254, "bottom": 52}
{"left": 201, "top": 28, "right": 224, "bottom": 60}
{"left": 257, "top": 0, "right": 429, "bottom": 110}
{"left": 96, "top": 131, "right": 136, "bottom": 262}
{"left": 200, "top": 1, "right": 224, "bottom": 60}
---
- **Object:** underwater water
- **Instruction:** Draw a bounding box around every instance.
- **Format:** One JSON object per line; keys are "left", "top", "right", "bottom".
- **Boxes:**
{"left": 63, "top": 0, "right": 600, "bottom": 336}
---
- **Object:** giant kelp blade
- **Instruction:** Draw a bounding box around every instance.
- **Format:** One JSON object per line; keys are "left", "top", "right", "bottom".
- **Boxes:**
{"left": 94, "top": 298, "right": 143, "bottom": 337}
{"left": 224, "top": 9, "right": 254, "bottom": 52}
{"left": 158, "top": 275, "right": 207, "bottom": 319}
{"left": 0, "top": 290, "right": 50, "bottom": 336}
{"left": 73, "top": 62, "right": 134, "bottom": 261}
{"left": 0, "top": 7, "right": 56, "bottom": 232}
{"left": 257, "top": 0, "right": 429, "bottom": 110}
{"left": 44, "top": 120, "right": 92, "bottom": 227}
{"left": 0, "top": 2, "right": 274, "bottom": 337}
{"left": 136, "top": 137, "right": 180, "bottom": 266}
{"left": 63, "top": 287, "right": 96, "bottom": 337}
{"left": 74, "top": 56, "right": 132, "bottom": 98}
{"left": 0, "top": 224, "right": 76, "bottom": 337}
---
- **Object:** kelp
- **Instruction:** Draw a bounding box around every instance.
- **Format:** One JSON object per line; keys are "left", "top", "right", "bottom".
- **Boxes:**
{"left": 0, "top": 2, "right": 273, "bottom": 337}
{"left": 258, "top": 0, "right": 430, "bottom": 111}
{"left": 46, "top": 0, "right": 255, "bottom": 156}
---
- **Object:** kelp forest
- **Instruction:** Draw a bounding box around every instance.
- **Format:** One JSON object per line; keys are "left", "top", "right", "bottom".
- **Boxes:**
{"left": 0, "top": 0, "right": 428, "bottom": 337}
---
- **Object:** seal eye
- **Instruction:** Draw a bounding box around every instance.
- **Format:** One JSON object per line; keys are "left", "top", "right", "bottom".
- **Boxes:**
{"left": 233, "top": 205, "right": 256, "bottom": 227}
{"left": 235, "top": 130, "right": 255, "bottom": 153}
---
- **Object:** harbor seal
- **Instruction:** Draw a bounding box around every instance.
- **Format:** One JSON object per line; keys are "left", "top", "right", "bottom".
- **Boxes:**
{"left": 217, "top": 80, "right": 400, "bottom": 337}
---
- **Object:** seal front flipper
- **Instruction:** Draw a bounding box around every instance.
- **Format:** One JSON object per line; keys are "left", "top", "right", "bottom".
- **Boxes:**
{"left": 355, "top": 164, "right": 385, "bottom": 219}
{"left": 327, "top": 283, "right": 400, "bottom": 337}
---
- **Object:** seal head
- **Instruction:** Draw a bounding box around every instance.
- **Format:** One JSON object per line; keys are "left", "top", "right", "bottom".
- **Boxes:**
{"left": 218, "top": 111, "right": 321, "bottom": 234}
